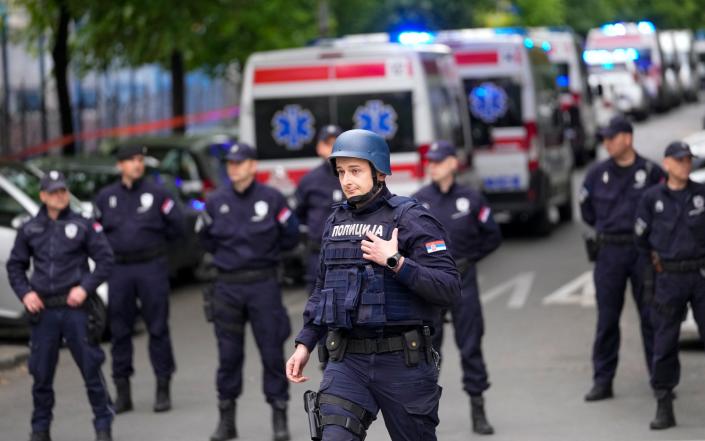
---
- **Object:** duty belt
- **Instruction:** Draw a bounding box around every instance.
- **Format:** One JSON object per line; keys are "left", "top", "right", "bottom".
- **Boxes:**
{"left": 217, "top": 267, "right": 277, "bottom": 284}
{"left": 41, "top": 294, "right": 69, "bottom": 308}
{"left": 114, "top": 245, "right": 166, "bottom": 264}
{"left": 660, "top": 257, "right": 705, "bottom": 273}
{"left": 597, "top": 233, "right": 634, "bottom": 245}
{"left": 345, "top": 335, "right": 409, "bottom": 354}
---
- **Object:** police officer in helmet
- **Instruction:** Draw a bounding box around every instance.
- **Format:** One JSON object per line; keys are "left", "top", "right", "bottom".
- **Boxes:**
{"left": 197, "top": 142, "right": 299, "bottom": 441}
{"left": 94, "top": 144, "right": 185, "bottom": 414}
{"left": 579, "top": 115, "right": 665, "bottom": 401}
{"left": 413, "top": 141, "right": 501, "bottom": 435}
{"left": 635, "top": 141, "right": 705, "bottom": 430}
{"left": 287, "top": 129, "right": 461, "bottom": 441}
{"left": 6, "top": 171, "right": 115, "bottom": 441}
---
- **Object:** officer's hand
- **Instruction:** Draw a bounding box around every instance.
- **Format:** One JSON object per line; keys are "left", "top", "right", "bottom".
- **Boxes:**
{"left": 361, "top": 228, "right": 399, "bottom": 268}
{"left": 286, "top": 344, "right": 311, "bottom": 383}
{"left": 67, "top": 286, "right": 88, "bottom": 308}
{"left": 22, "top": 291, "right": 44, "bottom": 314}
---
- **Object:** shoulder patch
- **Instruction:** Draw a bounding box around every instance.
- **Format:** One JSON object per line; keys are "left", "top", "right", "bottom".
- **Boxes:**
{"left": 425, "top": 240, "right": 447, "bottom": 254}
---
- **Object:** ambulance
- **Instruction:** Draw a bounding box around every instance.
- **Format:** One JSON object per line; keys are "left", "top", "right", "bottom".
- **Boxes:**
{"left": 586, "top": 21, "right": 676, "bottom": 112}
{"left": 435, "top": 28, "right": 573, "bottom": 233}
{"left": 530, "top": 27, "right": 598, "bottom": 165}
{"left": 238, "top": 37, "right": 472, "bottom": 197}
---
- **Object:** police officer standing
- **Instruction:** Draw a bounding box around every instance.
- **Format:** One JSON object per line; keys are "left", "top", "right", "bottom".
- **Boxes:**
{"left": 6, "top": 171, "right": 114, "bottom": 441}
{"left": 412, "top": 141, "right": 501, "bottom": 435}
{"left": 579, "top": 115, "right": 665, "bottom": 401}
{"left": 287, "top": 129, "right": 460, "bottom": 441}
{"left": 295, "top": 124, "right": 343, "bottom": 293}
{"left": 197, "top": 142, "right": 299, "bottom": 441}
{"left": 94, "top": 145, "right": 185, "bottom": 414}
{"left": 635, "top": 141, "right": 705, "bottom": 430}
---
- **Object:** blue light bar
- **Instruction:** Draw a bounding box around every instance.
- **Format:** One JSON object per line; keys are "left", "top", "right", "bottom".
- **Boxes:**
{"left": 637, "top": 21, "right": 656, "bottom": 34}
{"left": 494, "top": 27, "right": 527, "bottom": 36}
{"left": 397, "top": 31, "right": 435, "bottom": 45}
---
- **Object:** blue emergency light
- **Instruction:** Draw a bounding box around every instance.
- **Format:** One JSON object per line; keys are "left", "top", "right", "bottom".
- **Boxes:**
{"left": 396, "top": 31, "right": 435, "bottom": 45}
{"left": 556, "top": 75, "right": 570, "bottom": 88}
{"left": 637, "top": 21, "right": 656, "bottom": 34}
{"left": 524, "top": 38, "right": 535, "bottom": 49}
{"left": 541, "top": 41, "right": 552, "bottom": 52}
{"left": 189, "top": 199, "right": 206, "bottom": 211}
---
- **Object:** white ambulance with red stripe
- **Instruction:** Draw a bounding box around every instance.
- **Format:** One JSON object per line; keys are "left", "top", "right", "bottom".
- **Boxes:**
{"left": 435, "top": 29, "right": 573, "bottom": 232}
{"left": 530, "top": 27, "right": 598, "bottom": 165}
{"left": 238, "top": 40, "right": 472, "bottom": 197}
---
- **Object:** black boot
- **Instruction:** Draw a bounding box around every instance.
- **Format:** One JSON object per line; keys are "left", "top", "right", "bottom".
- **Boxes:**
{"left": 271, "top": 400, "right": 290, "bottom": 441}
{"left": 584, "top": 382, "right": 613, "bottom": 402}
{"left": 29, "top": 432, "right": 51, "bottom": 441}
{"left": 470, "top": 396, "right": 495, "bottom": 435}
{"left": 113, "top": 378, "right": 133, "bottom": 414}
{"left": 210, "top": 400, "right": 237, "bottom": 441}
{"left": 95, "top": 429, "right": 113, "bottom": 441}
{"left": 650, "top": 391, "right": 676, "bottom": 430}
{"left": 153, "top": 377, "right": 172, "bottom": 412}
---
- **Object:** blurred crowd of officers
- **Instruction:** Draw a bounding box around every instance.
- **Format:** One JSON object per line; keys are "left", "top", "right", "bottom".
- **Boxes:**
{"left": 5, "top": 115, "right": 705, "bottom": 441}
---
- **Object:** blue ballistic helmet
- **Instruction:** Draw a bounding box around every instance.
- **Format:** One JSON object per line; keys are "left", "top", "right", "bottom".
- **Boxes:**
{"left": 329, "top": 129, "right": 392, "bottom": 176}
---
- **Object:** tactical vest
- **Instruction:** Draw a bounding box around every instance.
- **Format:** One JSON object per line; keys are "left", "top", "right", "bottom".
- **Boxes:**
{"left": 313, "top": 196, "right": 429, "bottom": 329}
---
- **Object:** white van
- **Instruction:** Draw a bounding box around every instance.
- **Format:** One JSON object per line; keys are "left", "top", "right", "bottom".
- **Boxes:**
{"left": 658, "top": 31, "right": 684, "bottom": 106}
{"left": 695, "top": 37, "right": 705, "bottom": 89}
{"left": 239, "top": 40, "right": 472, "bottom": 197}
{"left": 530, "top": 27, "right": 598, "bottom": 165}
{"left": 586, "top": 22, "right": 674, "bottom": 112}
{"left": 672, "top": 29, "right": 700, "bottom": 102}
{"left": 435, "top": 29, "right": 573, "bottom": 233}
{"left": 585, "top": 56, "right": 650, "bottom": 119}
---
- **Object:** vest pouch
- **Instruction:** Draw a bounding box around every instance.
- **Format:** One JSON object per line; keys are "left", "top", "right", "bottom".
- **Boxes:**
{"left": 355, "top": 265, "right": 386, "bottom": 326}
{"left": 321, "top": 267, "right": 361, "bottom": 329}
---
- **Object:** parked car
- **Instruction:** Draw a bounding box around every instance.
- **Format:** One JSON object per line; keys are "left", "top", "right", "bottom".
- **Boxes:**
{"left": 103, "top": 132, "right": 239, "bottom": 206}
{"left": 0, "top": 161, "right": 108, "bottom": 337}
{"left": 27, "top": 155, "right": 206, "bottom": 280}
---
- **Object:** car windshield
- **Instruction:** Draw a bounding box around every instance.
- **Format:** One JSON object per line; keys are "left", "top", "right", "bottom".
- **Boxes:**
{"left": 0, "top": 164, "right": 42, "bottom": 201}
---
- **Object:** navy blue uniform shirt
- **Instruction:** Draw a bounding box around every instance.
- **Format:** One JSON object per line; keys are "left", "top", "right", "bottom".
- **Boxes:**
{"left": 296, "top": 186, "right": 461, "bottom": 351}
{"left": 197, "top": 180, "right": 299, "bottom": 271}
{"left": 94, "top": 178, "right": 185, "bottom": 254}
{"left": 635, "top": 180, "right": 705, "bottom": 260}
{"left": 295, "top": 161, "right": 343, "bottom": 245}
{"left": 6, "top": 206, "right": 114, "bottom": 299}
{"left": 413, "top": 182, "right": 502, "bottom": 263}
{"left": 580, "top": 155, "right": 665, "bottom": 233}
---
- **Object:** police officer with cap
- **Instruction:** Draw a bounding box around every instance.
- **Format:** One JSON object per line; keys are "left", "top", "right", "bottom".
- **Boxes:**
{"left": 635, "top": 141, "right": 705, "bottom": 430}
{"left": 413, "top": 140, "right": 501, "bottom": 435}
{"left": 197, "top": 142, "right": 299, "bottom": 441}
{"left": 295, "top": 124, "right": 343, "bottom": 293}
{"left": 287, "top": 129, "right": 460, "bottom": 441}
{"left": 579, "top": 115, "right": 665, "bottom": 401}
{"left": 94, "top": 144, "right": 185, "bottom": 414}
{"left": 7, "top": 171, "right": 114, "bottom": 441}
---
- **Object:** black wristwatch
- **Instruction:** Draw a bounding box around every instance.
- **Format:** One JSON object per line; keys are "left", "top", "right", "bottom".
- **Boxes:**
{"left": 386, "top": 252, "right": 402, "bottom": 270}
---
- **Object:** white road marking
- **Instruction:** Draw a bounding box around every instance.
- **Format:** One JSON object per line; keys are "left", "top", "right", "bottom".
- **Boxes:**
{"left": 542, "top": 270, "right": 596, "bottom": 307}
{"left": 481, "top": 272, "right": 535, "bottom": 309}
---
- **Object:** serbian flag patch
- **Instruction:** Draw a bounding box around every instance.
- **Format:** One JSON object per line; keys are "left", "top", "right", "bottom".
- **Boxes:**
{"left": 161, "top": 198, "right": 175, "bottom": 215}
{"left": 277, "top": 207, "right": 292, "bottom": 224}
{"left": 478, "top": 206, "right": 491, "bottom": 223}
{"left": 425, "top": 240, "right": 447, "bottom": 253}
{"left": 92, "top": 222, "right": 104, "bottom": 233}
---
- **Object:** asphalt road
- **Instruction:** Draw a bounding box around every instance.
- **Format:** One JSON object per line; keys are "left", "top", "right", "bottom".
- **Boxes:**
{"left": 1, "top": 101, "right": 704, "bottom": 441}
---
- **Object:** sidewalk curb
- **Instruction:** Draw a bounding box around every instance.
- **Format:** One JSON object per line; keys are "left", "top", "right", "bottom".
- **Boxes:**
{"left": 0, "top": 348, "right": 29, "bottom": 371}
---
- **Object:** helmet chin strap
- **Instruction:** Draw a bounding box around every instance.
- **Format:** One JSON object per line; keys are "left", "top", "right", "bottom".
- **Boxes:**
{"left": 347, "top": 164, "right": 384, "bottom": 209}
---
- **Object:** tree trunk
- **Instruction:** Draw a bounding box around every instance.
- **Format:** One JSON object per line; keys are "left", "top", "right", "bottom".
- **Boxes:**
{"left": 170, "top": 49, "right": 185, "bottom": 134}
{"left": 52, "top": 0, "right": 74, "bottom": 155}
